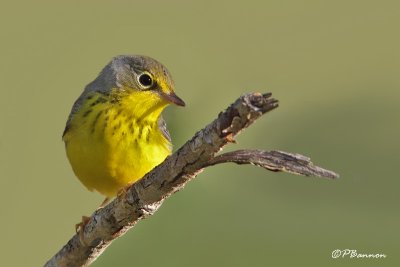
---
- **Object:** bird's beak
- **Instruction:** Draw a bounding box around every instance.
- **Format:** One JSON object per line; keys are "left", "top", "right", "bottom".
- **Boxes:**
{"left": 160, "top": 91, "right": 186, "bottom": 107}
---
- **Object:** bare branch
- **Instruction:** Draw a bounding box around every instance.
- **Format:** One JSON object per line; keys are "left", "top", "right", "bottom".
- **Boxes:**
{"left": 44, "top": 93, "right": 338, "bottom": 267}
{"left": 205, "top": 149, "right": 339, "bottom": 179}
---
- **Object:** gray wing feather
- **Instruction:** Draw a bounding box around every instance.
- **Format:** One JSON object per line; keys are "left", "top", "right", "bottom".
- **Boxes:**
{"left": 158, "top": 116, "right": 171, "bottom": 143}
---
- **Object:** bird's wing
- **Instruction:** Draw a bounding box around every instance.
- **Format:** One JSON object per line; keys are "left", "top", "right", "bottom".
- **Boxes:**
{"left": 157, "top": 116, "right": 171, "bottom": 143}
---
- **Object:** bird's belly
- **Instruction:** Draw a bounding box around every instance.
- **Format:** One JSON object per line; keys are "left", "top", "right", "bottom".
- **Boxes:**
{"left": 65, "top": 124, "right": 171, "bottom": 197}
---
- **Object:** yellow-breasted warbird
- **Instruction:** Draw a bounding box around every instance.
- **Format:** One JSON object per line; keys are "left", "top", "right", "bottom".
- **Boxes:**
{"left": 63, "top": 55, "right": 185, "bottom": 206}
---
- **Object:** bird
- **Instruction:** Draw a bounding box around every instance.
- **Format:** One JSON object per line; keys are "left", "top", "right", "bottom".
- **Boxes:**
{"left": 63, "top": 55, "right": 185, "bottom": 208}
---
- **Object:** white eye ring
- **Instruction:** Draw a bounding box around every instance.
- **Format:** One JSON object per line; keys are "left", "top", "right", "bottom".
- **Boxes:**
{"left": 137, "top": 72, "right": 154, "bottom": 89}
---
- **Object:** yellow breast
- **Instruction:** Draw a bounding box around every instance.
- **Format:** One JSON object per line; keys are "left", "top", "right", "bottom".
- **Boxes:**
{"left": 63, "top": 90, "right": 171, "bottom": 197}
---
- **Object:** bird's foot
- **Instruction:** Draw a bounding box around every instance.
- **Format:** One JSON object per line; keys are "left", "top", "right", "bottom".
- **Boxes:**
{"left": 75, "top": 216, "right": 91, "bottom": 233}
{"left": 117, "top": 183, "right": 133, "bottom": 198}
{"left": 98, "top": 197, "right": 110, "bottom": 209}
{"left": 75, "top": 216, "right": 91, "bottom": 245}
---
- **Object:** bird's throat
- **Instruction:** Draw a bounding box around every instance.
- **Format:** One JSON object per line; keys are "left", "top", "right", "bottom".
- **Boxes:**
{"left": 115, "top": 89, "right": 168, "bottom": 123}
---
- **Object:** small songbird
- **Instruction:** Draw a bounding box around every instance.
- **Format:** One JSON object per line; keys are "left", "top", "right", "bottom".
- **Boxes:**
{"left": 63, "top": 55, "right": 185, "bottom": 205}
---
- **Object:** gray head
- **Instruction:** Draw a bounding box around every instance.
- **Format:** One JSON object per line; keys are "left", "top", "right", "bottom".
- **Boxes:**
{"left": 83, "top": 55, "right": 185, "bottom": 106}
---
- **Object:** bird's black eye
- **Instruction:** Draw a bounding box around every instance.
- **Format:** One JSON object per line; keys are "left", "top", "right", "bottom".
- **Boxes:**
{"left": 138, "top": 73, "right": 153, "bottom": 89}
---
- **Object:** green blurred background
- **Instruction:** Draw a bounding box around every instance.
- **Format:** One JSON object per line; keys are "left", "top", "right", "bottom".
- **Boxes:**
{"left": 0, "top": 0, "right": 398, "bottom": 266}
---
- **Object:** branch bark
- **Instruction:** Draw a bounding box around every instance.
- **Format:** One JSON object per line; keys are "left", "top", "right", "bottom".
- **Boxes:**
{"left": 45, "top": 92, "right": 338, "bottom": 267}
